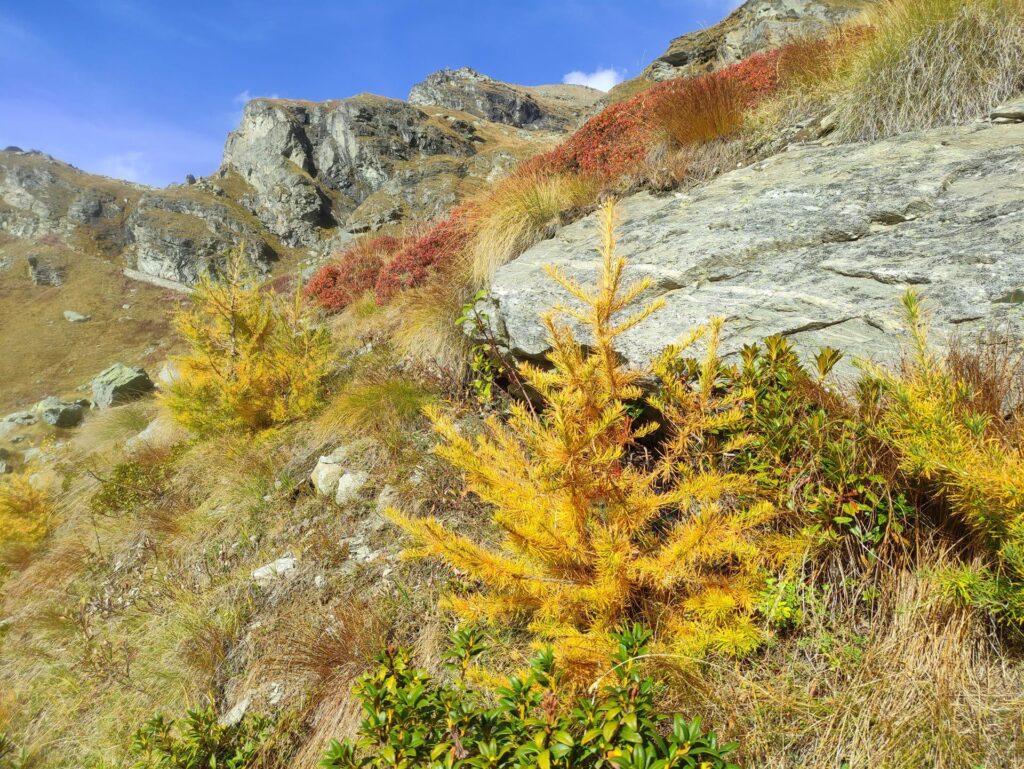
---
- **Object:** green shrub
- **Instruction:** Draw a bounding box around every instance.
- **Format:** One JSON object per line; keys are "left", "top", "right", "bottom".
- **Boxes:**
{"left": 90, "top": 458, "right": 174, "bottom": 519}
{"left": 129, "top": 705, "right": 273, "bottom": 769}
{"left": 727, "top": 336, "right": 910, "bottom": 558}
{"left": 322, "top": 624, "right": 738, "bottom": 769}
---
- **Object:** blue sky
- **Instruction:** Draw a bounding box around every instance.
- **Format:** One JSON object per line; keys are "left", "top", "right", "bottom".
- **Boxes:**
{"left": 0, "top": 1, "right": 739, "bottom": 187}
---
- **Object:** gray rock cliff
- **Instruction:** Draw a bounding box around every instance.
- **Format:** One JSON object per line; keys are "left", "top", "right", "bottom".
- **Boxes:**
{"left": 486, "top": 121, "right": 1024, "bottom": 375}
{"left": 644, "top": 0, "right": 874, "bottom": 81}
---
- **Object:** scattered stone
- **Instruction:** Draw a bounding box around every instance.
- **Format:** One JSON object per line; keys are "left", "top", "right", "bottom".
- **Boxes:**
{"left": 90, "top": 363, "right": 155, "bottom": 408}
{"left": 26, "top": 256, "right": 65, "bottom": 287}
{"left": 335, "top": 471, "right": 369, "bottom": 506}
{"left": 340, "top": 535, "right": 382, "bottom": 567}
{"left": 36, "top": 397, "right": 88, "bottom": 428}
{"left": 4, "top": 411, "right": 37, "bottom": 426}
{"left": 63, "top": 310, "right": 91, "bottom": 323}
{"left": 252, "top": 556, "right": 298, "bottom": 586}
{"left": 310, "top": 446, "right": 349, "bottom": 497}
{"left": 375, "top": 484, "right": 400, "bottom": 515}
{"left": 992, "top": 98, "right": 1024, "bottom": 124}
{"left": 0, "top": 449, "right": 8, "bottom": 475}
{"left": 219, "top": 693, "right": 251, "bottom": 727}
{"left": 125, "top": 416, "right": 189, "bottom": 453}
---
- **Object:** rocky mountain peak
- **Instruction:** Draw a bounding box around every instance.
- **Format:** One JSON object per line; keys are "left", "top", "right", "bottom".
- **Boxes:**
{"left": 408, "top": 67, "right": 601, "bottom": 130}
{"left": 644, "top": 0, "right": 874, "bottom": 80}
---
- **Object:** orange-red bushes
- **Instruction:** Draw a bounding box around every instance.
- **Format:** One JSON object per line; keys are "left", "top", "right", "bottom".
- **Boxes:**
{"left": 521, "top": 49, "right": 785, "bottom": 183}
{"left": 374, "top": 208, "right": 472, "bottom": 303}
{"left": 305, "top": 235, "right": 407, "bottom": 313}
{"left": 519, "top": 98, "right": 655, "bottom": 181}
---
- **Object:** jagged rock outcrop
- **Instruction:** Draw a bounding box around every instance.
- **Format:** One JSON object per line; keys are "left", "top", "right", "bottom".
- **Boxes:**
{"left": 222, "top": 95, "right": 473, "bottom": 246}
{"left": 0, "top": 149, "right": 278, "bottom": 284}
{"left": 644, "top": 0, "right": 873, "bottom": 81}
{"left": 486, "top": 121, "right": 1024, "bottom": 375}
{"left": 124, "top": 191, "right": 275, "bottom": 283}
{"left": 408, "top": 68, "right": 600, "bottom": 130}
{"left": 220, "top": 94, "right": 550, "bottom": 248}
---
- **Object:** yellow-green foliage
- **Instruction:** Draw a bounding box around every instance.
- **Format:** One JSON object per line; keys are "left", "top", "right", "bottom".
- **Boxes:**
{"left": 0, "top": 473, "right": 51, "bottom": 558}
{"left": 470, "top": 171, "right": 600, "bottom": 287}
{"left": 389, "top": 202, "right": 802, "bottom": 678}
{"left": 866, "top": 291, "right": 1024, "bottom": 622}
{"left": 832, "top": 0, "right": 1024, "bottom": 141}
{"left": 165, "top": 246, "right": 334, "bottom": 434}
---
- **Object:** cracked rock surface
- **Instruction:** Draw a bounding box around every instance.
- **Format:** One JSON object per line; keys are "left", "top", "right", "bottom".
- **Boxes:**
{"left": 487, "top": 122, "right": 1024, "bottom": 375}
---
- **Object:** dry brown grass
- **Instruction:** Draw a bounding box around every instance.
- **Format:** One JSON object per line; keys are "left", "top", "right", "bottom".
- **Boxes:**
{"left": 832, "top": 0, "right": 1024, "bottom": 141}
{"left": 947, "top": 329, "right": 1024, "bottom": 436}
{"left": 657, "top": 556, "right": 1024, "bottom": 769}
{"left": 469, "top": 170, "right": 600, "bottom": 286}
{"left": 651, "top": 75, "right": 750, "bottom": 148}
{"left": 644, "top": 139, "right": 749, "bottom": 191}
{"left": 391, "top": 254, "right": 476, "bottom": 374}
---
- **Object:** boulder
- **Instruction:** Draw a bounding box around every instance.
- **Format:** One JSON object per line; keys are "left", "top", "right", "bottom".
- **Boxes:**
{"left": 91, "top": 364, "right": 155, "bottom": 409}
{"left": 486, "top": 122, "right": 1024, "bottom": 378}
{"left": 310, "top": 446, "right": 349, "bottom": 497}
{"left": 157, "top": 361, "right": 181, "bottom": 387}
{"left": 36, "top": 397, "right": 88, "bottom": 428}
{"left": 992, "top": 98, "right": 1024, "bottom": 124}
{"left": 26, "top": 256, "right": 65, "bottom": 287}
{"left": 252, "top": 556, "right": 298, "bottom": 586}
{"left": 63, "top": 310, "right": 90, "bottom": 323}
{"left": 4, "top": 411, "right": 37, "bottom": 426}
{"left": 125, "top": 416, "right": 189, "bottom": 453}
{"left": 335, "top": 471, "right": 369, "bottom": 506}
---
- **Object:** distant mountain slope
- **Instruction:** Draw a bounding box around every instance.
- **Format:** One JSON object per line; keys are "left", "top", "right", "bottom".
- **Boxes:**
{"left": 0, "top": 80, "right": 564, "bottom": 409}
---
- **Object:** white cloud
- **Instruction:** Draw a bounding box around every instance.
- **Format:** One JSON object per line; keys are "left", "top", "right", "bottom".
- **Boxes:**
{"left": 95, "top": 151, "right": 149, "bottom": 183}
{"left": 233, "top": 89, "right": 279, "bottom": 105}
{"left": 562, "top": 67, "right": 624, "bottom": 93}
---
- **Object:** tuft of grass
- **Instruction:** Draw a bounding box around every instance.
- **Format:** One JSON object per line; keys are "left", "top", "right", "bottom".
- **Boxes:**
{"left": 469, "top": 170, "right": 600, "bottom": 286}
{"left": 832, "top": 0, "right": 1024, "bottom": 141}
{"left": 316, "top": 366, "right": 434, "bottom": 456}
{"left": 652, "top": 74, "right": 751, "bottom": 148}
{"left": 392, "top": 255, "right": 475, "bottom": 374}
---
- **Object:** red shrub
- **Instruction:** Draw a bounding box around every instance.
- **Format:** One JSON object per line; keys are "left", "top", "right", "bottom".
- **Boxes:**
{"left": 518, "top": 49, "right": 785, "bottom": 183}
{"left": 305, "top": 234, "right": 406, "bottom": 313}
{"left": 520, "top": 98, "right": 654, "bottom": 181}
{"left": 374, "top": 209, "right": 472, "bottom": 303}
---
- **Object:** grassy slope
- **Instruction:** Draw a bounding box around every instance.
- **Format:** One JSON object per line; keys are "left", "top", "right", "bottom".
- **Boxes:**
{"left": 0, "top": 235, "right": 182, "bottom": 413}
{"left": 4, "top": 2, "right": 1024, "bottom": 767}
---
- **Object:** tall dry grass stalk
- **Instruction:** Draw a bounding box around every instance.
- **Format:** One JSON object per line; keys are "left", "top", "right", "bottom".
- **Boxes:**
{"left": 833, "top": 0, "right": 1024, "bottom": 141}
